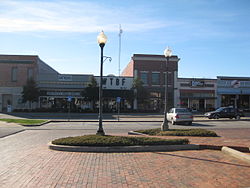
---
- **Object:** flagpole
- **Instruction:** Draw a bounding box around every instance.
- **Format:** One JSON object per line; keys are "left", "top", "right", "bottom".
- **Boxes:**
{"left": 118, "top": 24, "right": 122, "bottom": 76}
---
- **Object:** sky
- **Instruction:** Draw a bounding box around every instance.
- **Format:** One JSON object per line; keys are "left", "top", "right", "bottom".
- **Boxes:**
{"left": 0, "top": 0, "right": 250, "bottom": 79}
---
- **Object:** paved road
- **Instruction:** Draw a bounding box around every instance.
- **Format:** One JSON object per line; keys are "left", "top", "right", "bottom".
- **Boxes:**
{"left": 25, "top": 120, "right": 250, "bottom": 131}
{"left": 1, "top": 118, "right": 250, "bottom": 139}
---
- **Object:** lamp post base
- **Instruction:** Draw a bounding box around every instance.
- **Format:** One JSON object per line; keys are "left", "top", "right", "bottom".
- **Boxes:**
{"left": 161, "top": 120, "right": 169, "bottom": 131}
{"left": 96, "top": 129, "right": 105, "bottom": 136}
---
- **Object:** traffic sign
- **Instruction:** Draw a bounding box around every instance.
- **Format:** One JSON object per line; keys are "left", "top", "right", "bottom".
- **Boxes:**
{"left": 67, "top": 96, "right": 72, "bottom": 102}
{"left": 116, "top": 97, "right": 121, "bottom": 103}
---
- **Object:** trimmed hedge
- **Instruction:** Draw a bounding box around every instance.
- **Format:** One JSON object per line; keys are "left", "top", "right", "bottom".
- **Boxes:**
{"left": 136, "top": 128, "right": 218, "bottom": 137}
{"left": 52, "top": 135, "right": 189, "bottom": 146}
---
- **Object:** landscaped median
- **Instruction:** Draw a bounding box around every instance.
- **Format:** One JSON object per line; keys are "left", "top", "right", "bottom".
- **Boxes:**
{"left": 0, "top": 119, "right": 48, "bottom": 126}
{"left": 133, "top": 128, "right": 218, "bottom": 137}
{"left": 49, "top": 135, "right": 200, "bottom": 152}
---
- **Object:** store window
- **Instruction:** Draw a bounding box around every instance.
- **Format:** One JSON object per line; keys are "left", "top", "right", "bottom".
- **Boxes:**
{"left": 27, "top": 68, "right": 33, "bottom": 79}
{"left": 140, "top": 72, "right": 148, "bottom": 85}
{"left": 163, "top": 72, "right": 172, "bottom": 85}
{"left": 152, "top": 72, "right": 160, "bottom": 85}
{"left": 11, "top": 67, "right": 17, "bottom": 82}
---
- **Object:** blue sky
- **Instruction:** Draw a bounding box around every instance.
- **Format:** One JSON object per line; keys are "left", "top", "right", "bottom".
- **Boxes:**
{"left": 0, "top": 0, "right": 250, "bottom": 78}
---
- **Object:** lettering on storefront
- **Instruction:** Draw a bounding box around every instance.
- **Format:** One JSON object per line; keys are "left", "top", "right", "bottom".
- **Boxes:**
{"left": 58, "top": 75, "right": 72, "bottom": 81}
{"left": 231, "top": 80, "right": 240, "bottom": 88}
{"left": 190, "top": 80, "right": 204, "bottom": 87}
{"left": 47, "top": 91, "right": 80, "bottom": 96}
{"left": 96, "top": 76, "right": 133, "bottom": 90}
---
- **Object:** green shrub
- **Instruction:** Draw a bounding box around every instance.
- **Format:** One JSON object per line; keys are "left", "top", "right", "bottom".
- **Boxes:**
{"left": 136, "top": 128, "right": 218, "bottom": 137}
{"left": 52, "top": 135, "right": 189, "bottom": 146}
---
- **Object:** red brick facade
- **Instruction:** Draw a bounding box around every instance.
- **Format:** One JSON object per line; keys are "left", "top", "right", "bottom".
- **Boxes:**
{"left": 0, "top": 55, "right": 38, "bottom": 87}
{"left": 122, "top": 54, "right": 180, "bottom": 111}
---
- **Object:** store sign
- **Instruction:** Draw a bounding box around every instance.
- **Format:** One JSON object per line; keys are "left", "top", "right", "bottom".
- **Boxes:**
{"left": 58, "top": 75, "right": 72, "bottom": 81}
{"left": 96, "top": 76, "right": 133, "bottom": 90}
{"left": 231, "top": 80, "right": 240, "bottom": 88}
{"left": 47, "top": 91, "right": 80, "bottom": 96}
{"left": 190, "top": 81, "right": 204, "bottom": 87}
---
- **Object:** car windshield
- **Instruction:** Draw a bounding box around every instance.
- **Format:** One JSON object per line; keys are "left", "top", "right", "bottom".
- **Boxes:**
{"left": 215, "top": 107, "right": 225, "bottom": 112}
{"left": 175, "top": 108, "right": 189, "bottom": 113}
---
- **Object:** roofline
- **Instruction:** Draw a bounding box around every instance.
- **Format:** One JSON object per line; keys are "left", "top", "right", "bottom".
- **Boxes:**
{"left": 178, "top": 77, "right": 217, "bottom": 80}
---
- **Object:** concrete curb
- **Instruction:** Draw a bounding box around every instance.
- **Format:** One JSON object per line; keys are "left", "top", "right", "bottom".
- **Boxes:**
{"left": 0, "top": 129, "right": 25, "bottom": 138}
{"left": 221, "top": 146, "right": 250, "bottom": 164}
{"left": 48, "top": 142, "right": 200, "bottom": 153}
{"left": 21, "top": 120, "right": 51, "bottom": 127}
{"left": 199, "top": 144, "right": 250, "bottom": 152}
{"left": 128, "top": 131, "right": 148, "bottom": 136}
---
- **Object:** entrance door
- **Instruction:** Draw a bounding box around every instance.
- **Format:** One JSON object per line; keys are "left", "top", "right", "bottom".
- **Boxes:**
{"left": 2, "top": 94, "right": 12, "bottom": 112}
{"left": 199, "top": 99, "right": 205, "bottom": 112}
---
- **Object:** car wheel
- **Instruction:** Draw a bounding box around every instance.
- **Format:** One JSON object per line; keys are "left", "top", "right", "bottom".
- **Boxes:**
{"left": 188, "top": 121, "right": 192, "bottom": 125}
{"left": 214, "top": 114, "right": 219, "bottom": 119}
{"left": 235, "top": 115, "right": 240, "bottom": 120}
{"left": 171, "top": 119, "right": 176, "bottom": 125}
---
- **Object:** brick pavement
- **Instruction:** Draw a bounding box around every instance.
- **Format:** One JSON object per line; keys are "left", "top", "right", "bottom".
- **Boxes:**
{"left": 0, "top": 130, "right": 250, "bottom": 188}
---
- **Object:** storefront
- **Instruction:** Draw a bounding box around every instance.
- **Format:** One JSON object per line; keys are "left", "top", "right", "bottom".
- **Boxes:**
{"left": 177, "top": 78, "right": 217, "bottom": 112}
{"left": 95, "top": 76, "right": 134, "bottom": 112}
{"left": 38, "top": 74, "right": 92, "bottom": 112}
{"left": 217, "top": 77, "right": 250, "bottom": 111}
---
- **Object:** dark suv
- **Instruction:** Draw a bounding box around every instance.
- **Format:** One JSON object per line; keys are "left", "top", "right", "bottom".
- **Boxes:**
{"left": 204, "top": 107, "right": 244, "bottom": 120}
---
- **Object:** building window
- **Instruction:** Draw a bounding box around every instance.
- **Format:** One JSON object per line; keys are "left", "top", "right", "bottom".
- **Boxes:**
{"left": 27, "top": 68, "right": 33, "bottom": 79}
{"left": 152, "top": 72, "right": 160, "bottom": 85}
{"left": 163, "top": 72, "right": 173, "bottom": 86}
{"left": 140, "top": 72, "right": 148, "bottom": 85}
{"left": 11, "top": 67, "right": 17, "bottom": 82}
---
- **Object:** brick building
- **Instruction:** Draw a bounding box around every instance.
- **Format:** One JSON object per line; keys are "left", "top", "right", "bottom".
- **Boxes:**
{"left": 0, "top": 55, "right": 40, "bottom": 111}
{"left": 122, "top": 54, "right": 180, "bottom": 111}
{"left": 0, "top": 54, "right": 92, "bottom": 112}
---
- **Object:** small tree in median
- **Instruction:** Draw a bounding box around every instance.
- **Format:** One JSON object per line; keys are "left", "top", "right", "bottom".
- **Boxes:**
{"left": 22, "top": 78, "right": 40, "bottom": 110}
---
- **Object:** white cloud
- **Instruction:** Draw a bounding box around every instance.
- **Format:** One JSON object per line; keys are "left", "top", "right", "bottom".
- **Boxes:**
{"left": 0, "top": 0, "right": 169, "bottom": 33}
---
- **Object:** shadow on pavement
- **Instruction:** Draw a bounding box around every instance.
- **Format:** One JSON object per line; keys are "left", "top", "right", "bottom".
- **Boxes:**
{"left": 154, "top": 152, "right": 250, "bottom": 168}
{"left": 174, "top": 123, "right": 215, "bottom": 127}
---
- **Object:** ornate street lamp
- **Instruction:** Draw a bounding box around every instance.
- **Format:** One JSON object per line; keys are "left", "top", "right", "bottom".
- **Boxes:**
{"left": 161, "top": 47, "right": 172, "bottom": 131}
{"left": 96, "top": 31, "right": 107, "bottom": 135}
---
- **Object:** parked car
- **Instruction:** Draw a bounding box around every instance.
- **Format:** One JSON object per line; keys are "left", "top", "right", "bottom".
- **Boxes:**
{"left": 167, "top": 108, "right": 193, "bottom": 125}
{"left": 204, "top": 107, "right": 244, "bottom": 120}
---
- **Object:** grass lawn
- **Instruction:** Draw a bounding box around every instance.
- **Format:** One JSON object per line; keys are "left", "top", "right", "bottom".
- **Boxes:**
{"left": 136, "top": 128, "right": 218, "bottom": 137}
{"left": 0, "top": 119, "right": 47, "bottom": 125}
{"left": 52, "top": 135, "right": 189, "bottom": 146}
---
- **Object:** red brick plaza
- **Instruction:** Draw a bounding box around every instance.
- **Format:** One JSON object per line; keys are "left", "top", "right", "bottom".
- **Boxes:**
{"left": 0, "top": 128, "right": 250, "bottom": 188}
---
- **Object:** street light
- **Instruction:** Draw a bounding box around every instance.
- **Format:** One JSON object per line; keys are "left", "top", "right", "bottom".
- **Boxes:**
{"left": 96, "top": 31, "right": 107, "bottom": 135}
{"left": 161, "top": 47, "right": 172, "bottom": 131}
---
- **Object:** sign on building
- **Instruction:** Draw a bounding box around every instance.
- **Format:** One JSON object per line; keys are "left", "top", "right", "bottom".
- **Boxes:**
{"left": 96, "top": 76, "right": 133, "bottom": 90}
{"left": 58, "top": 75, "right": 73, "bottom": 81}
{"left": 190, "top": 80, "right": 205, "bottom": 87}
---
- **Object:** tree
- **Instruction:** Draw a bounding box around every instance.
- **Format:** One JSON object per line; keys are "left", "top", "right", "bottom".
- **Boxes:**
{"left": 22, "top": 78, "right": 40, "bottom": 109}
{"left": 132, "top": 77, "right": 149, "bottom": 109}
{"left": 82, "top": 77, "right": 99, "bottom": 110}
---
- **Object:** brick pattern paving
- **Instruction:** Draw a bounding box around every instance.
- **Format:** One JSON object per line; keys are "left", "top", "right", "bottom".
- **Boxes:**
{"left": 0, "top": 130, "right": 250, "bottom": 188}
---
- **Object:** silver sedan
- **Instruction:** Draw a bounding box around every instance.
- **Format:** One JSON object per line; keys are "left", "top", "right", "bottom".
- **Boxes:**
{"left": 167, "top": 108, "right": 193, "bottom": 125}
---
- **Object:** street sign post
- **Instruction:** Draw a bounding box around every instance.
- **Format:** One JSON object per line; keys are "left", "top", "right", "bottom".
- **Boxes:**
{"left": 67, "top": 96, "right": 72, "bottom": 121}
{"left": 116, "top": 97, "right": 121, "bottom": 121}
